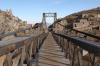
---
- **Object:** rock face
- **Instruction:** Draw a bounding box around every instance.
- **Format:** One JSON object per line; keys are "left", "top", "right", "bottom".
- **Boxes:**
{"left": 65, "top": 7, "right": 100, "bottom": 31}
{"left": 52, "top": 7, "right": 100, "bottom": 32}
{"left": 0, "top": 9, "right": 28, "bottom": 34}
{"left": 64, "top": 7, "right": 100, "bottom": 24}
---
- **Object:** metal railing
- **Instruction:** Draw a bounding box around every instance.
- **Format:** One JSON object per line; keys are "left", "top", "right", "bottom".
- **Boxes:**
{"left": 52, "top": 32, "right": 100, "bottom": 66}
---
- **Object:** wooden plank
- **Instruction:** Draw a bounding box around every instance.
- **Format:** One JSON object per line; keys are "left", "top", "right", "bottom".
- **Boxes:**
{"left": 33, "top": 32, "right": 70, "bottom": 66}
{"left": 0, "top": 37, "right": 29, "bottom": 56}
{"left": 0, "top": 55, "right": 6, "bottom": 66}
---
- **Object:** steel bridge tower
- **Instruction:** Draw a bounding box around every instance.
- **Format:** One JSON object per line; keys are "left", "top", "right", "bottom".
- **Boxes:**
{"left": 42, "top": 13, "right": 57, "bottom": 32}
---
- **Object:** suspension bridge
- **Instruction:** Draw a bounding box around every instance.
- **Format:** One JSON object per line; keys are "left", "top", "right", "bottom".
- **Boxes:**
{"left": 0, "top": 13, "right": 100, "bottom": 66}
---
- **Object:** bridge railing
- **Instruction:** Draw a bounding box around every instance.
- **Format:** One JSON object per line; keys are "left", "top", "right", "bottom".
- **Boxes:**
{"left": 52, "top": 32, "right": 100, "bottom": 66}
{"left": 67, "top": 28, "right": 100, "bottom": 41}
{"left": 55, "top": 22, "right": 100, "bottom": 43}
{"left": 0, "top": 31, "right": 48, "bottom": 66}
{"left": 0, "top": 27, "right": 33, "bottom": 40}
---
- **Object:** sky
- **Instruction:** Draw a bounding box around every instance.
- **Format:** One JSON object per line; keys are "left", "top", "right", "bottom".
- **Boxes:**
{"left": 0, "top": 0, "right": 100, "bottom": 24}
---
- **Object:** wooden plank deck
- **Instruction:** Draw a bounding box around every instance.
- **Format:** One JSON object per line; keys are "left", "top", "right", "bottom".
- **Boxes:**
{"left": 33, "top": 32, "right": 70, "bottom": 66}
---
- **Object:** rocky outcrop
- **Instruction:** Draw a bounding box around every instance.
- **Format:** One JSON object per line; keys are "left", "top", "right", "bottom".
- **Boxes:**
{"left": 64, "top": 7, "right": 100, "bottom": 23}
{"left": 0, "top": 9, "right": 28, "bottom": 34}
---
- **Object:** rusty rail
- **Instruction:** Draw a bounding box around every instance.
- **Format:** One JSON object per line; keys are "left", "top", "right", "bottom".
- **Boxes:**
{"left": 52, "top": 32, "right": 100, "bottom": 66}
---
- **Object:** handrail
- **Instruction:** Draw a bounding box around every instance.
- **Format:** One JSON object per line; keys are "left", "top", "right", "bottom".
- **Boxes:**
{"left": 0, "top": 32, "right": 48, "bottom": 66}
{"left": 70, "top": 28, "right": 100, "bottom": 40}
{"left": 0, "top": 27, "right": 32, "bottom": 40}
{"left": 56, "top": 22, "right": 100, "bottom": 40}
{"left": 0, "top": 32, "right": 48, "bottom": 56}
{"left": 53, "top": 32, "right": 100, "bottom": 56}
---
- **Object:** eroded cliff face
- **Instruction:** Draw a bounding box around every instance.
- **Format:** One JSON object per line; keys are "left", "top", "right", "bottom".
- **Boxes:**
{"left": 0, "top": 9, "right": 28, "bottom": 34}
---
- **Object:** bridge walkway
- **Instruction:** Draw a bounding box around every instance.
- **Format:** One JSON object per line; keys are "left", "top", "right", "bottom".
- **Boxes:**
{"left": 33, "top": 32, "right": 70, "bottom": 66}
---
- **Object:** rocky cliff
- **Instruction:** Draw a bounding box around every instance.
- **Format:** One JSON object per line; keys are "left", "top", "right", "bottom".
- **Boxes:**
{"left": 0, "top": 9, "right": 28, "bottom": 34}
{"left": 64, "top": 7, "right": 100, "bottom": 23}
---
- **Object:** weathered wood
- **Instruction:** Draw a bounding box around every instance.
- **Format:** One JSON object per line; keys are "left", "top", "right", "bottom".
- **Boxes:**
{"left": 12, "top": 54, "right": 21, "bottom": 66}
{"left": 36, "top": 33, "right": 70, "bottom": 66}
{"left": 0, "top": 55, "right": 6, "bottom": 66}
{"left": 0, "top": 31, "right": 48, "bottom": 66}
{"left": 53, "top": 32, "right": 100, "bottom": 66}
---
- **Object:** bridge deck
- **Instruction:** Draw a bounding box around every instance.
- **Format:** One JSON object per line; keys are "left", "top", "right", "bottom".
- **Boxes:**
{"left": 34, "top": 32, "right": 70, "bottom": 66}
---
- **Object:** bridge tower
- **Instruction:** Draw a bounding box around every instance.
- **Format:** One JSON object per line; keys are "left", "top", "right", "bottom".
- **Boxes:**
{"left": 42, "top": 13, "right": 57, "bottom": 32}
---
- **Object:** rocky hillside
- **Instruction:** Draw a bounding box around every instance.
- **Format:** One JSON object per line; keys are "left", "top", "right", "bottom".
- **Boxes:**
{"left": 64, "top": 7, "right": 100, "bottom": 23}
{"left": 0, "top": 9, "right": 28, "bottom": 34}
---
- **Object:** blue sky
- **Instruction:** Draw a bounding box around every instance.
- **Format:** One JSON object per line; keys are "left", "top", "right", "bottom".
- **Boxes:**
{"left": 0, "top": 0, "right": 100, "bottom": 24}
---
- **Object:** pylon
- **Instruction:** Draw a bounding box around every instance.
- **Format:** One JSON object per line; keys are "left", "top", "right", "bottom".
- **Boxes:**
{"left": 42, "top": 13, "right": 57, "bottom": 32}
